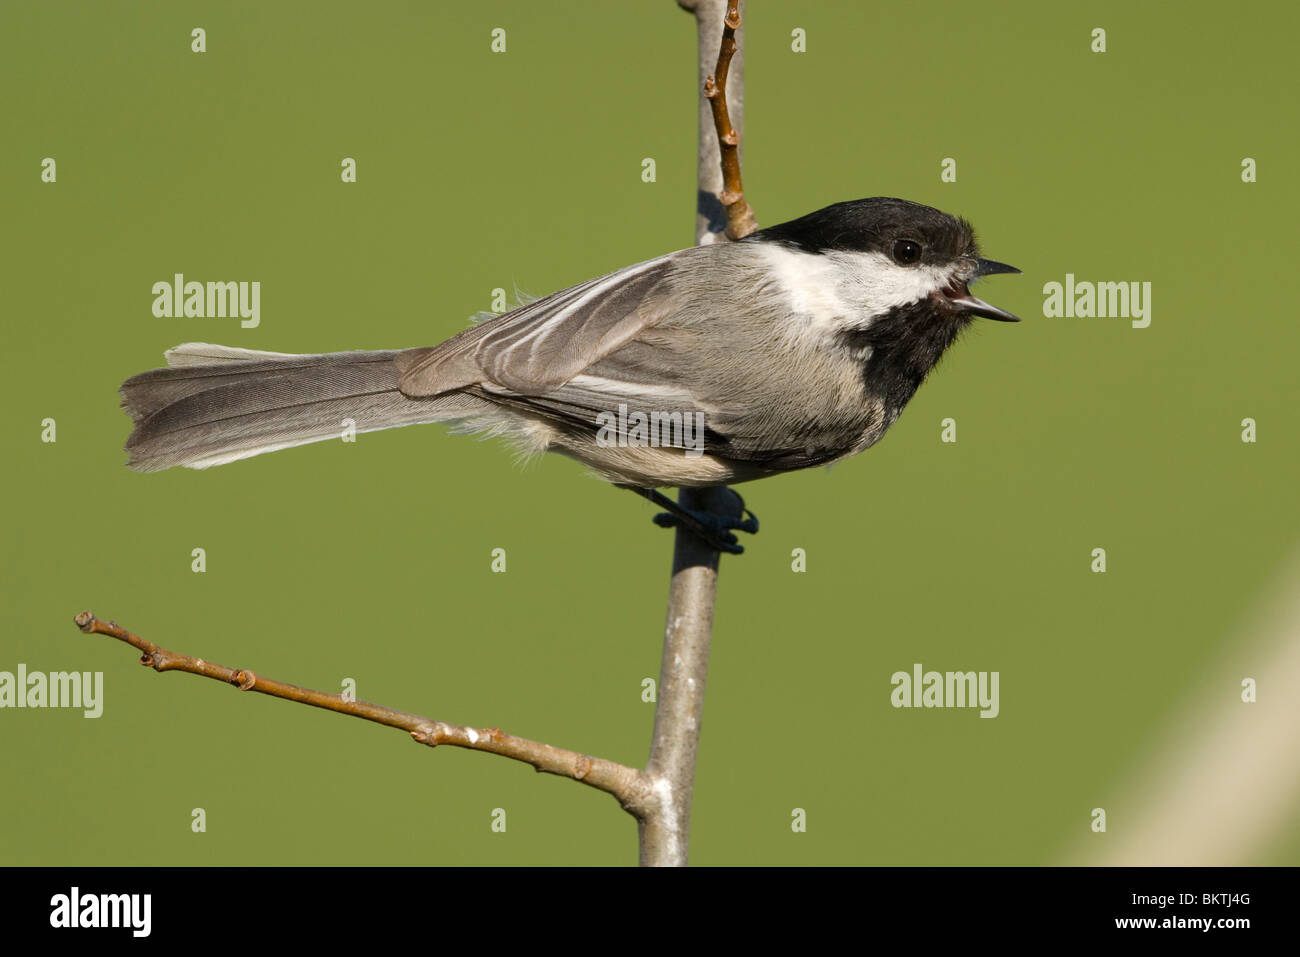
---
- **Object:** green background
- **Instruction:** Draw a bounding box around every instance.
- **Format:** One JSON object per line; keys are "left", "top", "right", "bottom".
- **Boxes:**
{"left": 3, "top": 0, "right": 1297, "bottom": 866}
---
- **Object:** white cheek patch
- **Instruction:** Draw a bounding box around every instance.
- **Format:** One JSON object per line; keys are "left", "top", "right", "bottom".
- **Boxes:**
{"left": 825, "top": 250, "right": 951, "bottom": 321}
{"left": 760, "top": 245, "right": 853, "bottom": 321}
{"left": 760, "top": 245, "right": 955, "bottom": 340}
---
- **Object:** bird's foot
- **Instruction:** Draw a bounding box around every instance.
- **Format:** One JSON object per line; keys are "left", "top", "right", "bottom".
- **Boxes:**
{"left": 624, "top": 486, "right": 759, "bottom": 555}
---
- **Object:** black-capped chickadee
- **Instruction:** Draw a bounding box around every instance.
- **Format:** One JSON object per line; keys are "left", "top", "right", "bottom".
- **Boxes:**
{"left": 121, "top": 197, "right": 1019, "bottom": 550}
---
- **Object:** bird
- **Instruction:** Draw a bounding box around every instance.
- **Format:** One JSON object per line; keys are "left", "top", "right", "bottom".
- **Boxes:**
{"left": 119, "top": 197, "right": 1019, "bottom": 552}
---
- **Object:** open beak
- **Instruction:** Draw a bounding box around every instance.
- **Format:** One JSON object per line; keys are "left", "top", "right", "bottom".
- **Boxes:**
{"left": 944, "top": 258, "right": 1021, "bottom": 322}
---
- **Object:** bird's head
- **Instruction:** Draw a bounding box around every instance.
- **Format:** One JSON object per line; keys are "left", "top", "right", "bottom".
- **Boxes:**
{"left": 747, "top": 196, "right": 1020, "bottom": 325}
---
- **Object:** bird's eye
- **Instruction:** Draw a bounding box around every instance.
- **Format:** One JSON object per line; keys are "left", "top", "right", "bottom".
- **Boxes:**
{"left": 892, "top": 239, "right": 922, "bottom": 265}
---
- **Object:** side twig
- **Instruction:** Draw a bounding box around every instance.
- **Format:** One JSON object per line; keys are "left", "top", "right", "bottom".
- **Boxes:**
{"left": 703, "top": 0, "right": 757, "bottom": 240}
{"left": 72, "top": 611, "right": 650, "bottom": 807}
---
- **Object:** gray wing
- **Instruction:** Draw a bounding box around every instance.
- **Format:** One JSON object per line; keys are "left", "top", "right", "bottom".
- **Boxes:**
{"left": 397, "top": 252, "right": 684, "bottom": 396}
{"left": 471, "top": 325, "right": 720, "bottom": 449}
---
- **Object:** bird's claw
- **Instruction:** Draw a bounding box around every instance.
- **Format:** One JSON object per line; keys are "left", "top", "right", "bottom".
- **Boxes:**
{"left": 621, "top": 485, "right": 760, "bottom": 555}
{"left": 652, "top": 504, "right": 759, "bottom": 555}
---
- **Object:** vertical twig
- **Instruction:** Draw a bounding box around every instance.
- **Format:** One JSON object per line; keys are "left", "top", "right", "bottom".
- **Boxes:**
{"left": 636, "top": 0, "right": 751, "bottom": 867}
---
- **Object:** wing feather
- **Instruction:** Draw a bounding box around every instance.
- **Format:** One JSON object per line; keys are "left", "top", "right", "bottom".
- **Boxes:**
{"left": 398, "top": 253, "right": 680, "bottom": 396}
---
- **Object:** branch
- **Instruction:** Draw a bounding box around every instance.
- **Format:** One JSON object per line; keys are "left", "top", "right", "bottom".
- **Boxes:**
{"left": 72, "top": 611, "right": 650, "bottom": 808}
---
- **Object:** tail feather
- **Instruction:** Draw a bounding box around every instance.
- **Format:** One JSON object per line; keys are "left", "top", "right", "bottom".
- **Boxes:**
{"left": 161, "top": 343, "right": 313, "bottom": 367}
{"left": 121, "top": 342, "right": 489, "bottom": 472}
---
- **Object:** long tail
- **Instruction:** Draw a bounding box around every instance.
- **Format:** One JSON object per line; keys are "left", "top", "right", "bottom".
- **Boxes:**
{"left": 120, "top": 343, "right": 488, "bottom": 472}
